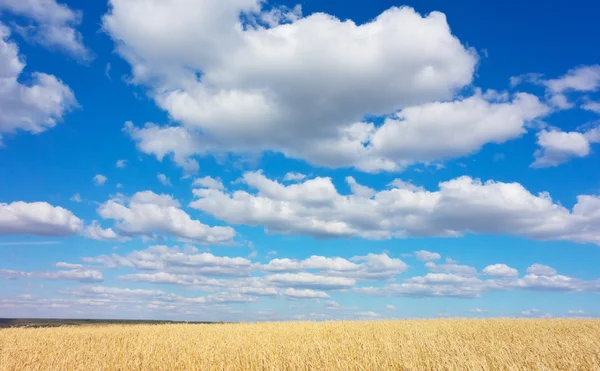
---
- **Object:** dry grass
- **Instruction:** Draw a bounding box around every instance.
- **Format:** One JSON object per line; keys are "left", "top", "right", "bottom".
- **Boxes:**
{"left": 1, "top": 319, "right": 599, "bottom": 370}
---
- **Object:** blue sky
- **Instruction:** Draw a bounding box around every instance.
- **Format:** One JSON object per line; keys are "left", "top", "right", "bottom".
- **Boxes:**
{"left": 0, "top": 0, "right": 599, "bottom": 321}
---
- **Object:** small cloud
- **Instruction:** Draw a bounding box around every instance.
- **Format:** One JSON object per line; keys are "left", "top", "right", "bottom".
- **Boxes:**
{"left": 116, "top": 183, "right": 123, "bottom": 189}
{"left": 469, "top": 308, "right": 487, "bottom": 313}
{"left": 493, "top": 153, "right": 505, "bottom": 162}
{"left": 356, "top": 311, "right": 380, "bottom": 318}
{"left": 386, "top": 305, "right": 396, "bottom": 310}
{"left": 93, "top": 175, "right": 107, "bottom": 186}
{"left": 267, "top": 250, "right": 277, "bottom": 256}
{"left": 521, "top": 308, "right": 552, "bottom": 318}
{"left": 157, "top": 173, "right": 172, "bottom": 186}
{"left": 116, "top": 160, "right": 127, "bottom": 168}
{"left": 283, "top": 172, "right": 306, "bottom": 182}
{"left": 70, "top": 193, "right": 82, "bottom": 203}
{"left": 414, "top": 250, "right": 441, "bottom": 261}
{"left": 248, "top": 250, "right": 258, "bottom": 259}
{"left": 105, "top": 63, "right": 112, "bottom": 80}
{"left": 567, "top": 309, "right": 585, "bottom": 315}
{"left": 193, "top": 176, "right": 224, "bottom": 190}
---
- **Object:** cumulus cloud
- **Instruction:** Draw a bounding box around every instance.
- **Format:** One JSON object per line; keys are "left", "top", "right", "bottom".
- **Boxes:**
{"left": 345, "top": 176, "right": 376, "bottom": 198}
{"left": 116, "top": 160, "right": 127, "bottom": 168}
{"left": 482, "top": 264, "right": 518, "bottom": 277}
{"left": 0, "top": 268, "right": 103, "bottom": 282}
{"left": 193, "top": 176, "right": 224, "bottom": 190}
{"left": 123, "top": 122, "right": 200, "bottom": 174}
{"left": 105, "top": 3, "right": 565, "bottom": 172}
{"left": 190, "top": 171, "right": 600, "bottom": 244}
{"left": 0, "top": 0, "right": 91, "bottom": 60}
{"left": 93, "top": 174, "right": 108, "bottom": 186}
{"left": 265, "top": 272, "right": 356, "bottom": 290}
{"left": 414, "top": 250, "right": 441, "bottom": 261}
{"left": 544, "top": 65, "right": 600, "bottom": 94}
{"left": 82, "top": 221, "right": 124, "bottom": 241}
{"left": 0, "top": 201, "right": 82, "bottom": 236}
{"left": 356, "top": 262, "right": 596, "bottom": 299}
{"left": 526, "top": 264, "right": 557, "bottom": 276}
{"left": 283, "top": 172, "right": 306, "bottom": 182}
{"left": 582, "top": 100, "right": 600, "bottom": 114}
{"left": 0, "top": 24, "right": 76, "bottom": 144}
{"left": 84, "top": 245, "right": 250, "bottom": 277}
{"left": 55, "top": 262, "right": 83, "bottom": 269}
{"left": 96, "top": 191, "right": 235, "bottom": 244}
{"left": 281, "top": 288, "right": 329, "bottom": 300}
{"left": 531, "top": 129, "right": 598, "bottom": 168}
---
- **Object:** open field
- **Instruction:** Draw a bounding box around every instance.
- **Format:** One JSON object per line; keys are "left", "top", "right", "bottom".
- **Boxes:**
{"left": 1, "top": 319, "right": 599, "bottom": 370}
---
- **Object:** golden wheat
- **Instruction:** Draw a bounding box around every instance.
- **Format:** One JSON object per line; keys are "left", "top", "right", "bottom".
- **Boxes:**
{"left": 1, "top": 319, "right": 599, "bottom": 370}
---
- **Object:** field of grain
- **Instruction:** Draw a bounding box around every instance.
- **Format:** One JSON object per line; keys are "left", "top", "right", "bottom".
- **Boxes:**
{"left": 1, "top": 319, "right": 599, "bottom": 370}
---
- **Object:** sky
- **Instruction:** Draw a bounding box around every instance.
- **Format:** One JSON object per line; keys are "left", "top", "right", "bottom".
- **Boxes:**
{"left": 0, "top": 0, "right": 599, "bottom": 322}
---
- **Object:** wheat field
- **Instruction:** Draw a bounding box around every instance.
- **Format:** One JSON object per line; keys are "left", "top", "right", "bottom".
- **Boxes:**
{"left": 1, "top": 319, "right": 599, "bottom": 370}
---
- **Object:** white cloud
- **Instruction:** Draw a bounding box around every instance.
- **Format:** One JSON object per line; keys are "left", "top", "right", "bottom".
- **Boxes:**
{"left": 526, "top": 264, "right": 557, "bottom": 277}
{"left": 0, "top": 268, "right": 103, "bottom": 282}
{"left": 55, "top": 262, "right": 83, "bottom": 269}
{"left": 116, "top": 160, "right": 127, "bottom": 168}
{"left": 261, "top": 256, "right": 360, "bottom": 273}
{"left": 265, "top": 272, "right": 356, "bottom": 290}
{"left": 531, "top": 130, "right": 592, "bottom": 168}
{"left": 281, "top": 288, "right": 329, "bottom": 300}
{"left": 0, "top": 0, "right": 91, "bottom": 60}
{"left": 103, "top": 3, "right": 514, "bottom": 172}
{"left": 193, "top": 176, "right": 224, "bottom": 190}
{"left": 70, "top": 193, "right": 82, "bottom": 203}
{"left": 190, "top": 171, "right": 600, "bottom": 245}
{"left": 345, "top": 176, "right": 375, "bottom": 198}
{"left": 97, "top": 191, "right": 236, "bottom": 244}
{"left": 0, "top": 24, "right": 76, "bottom": 144}
{"left": 357, "top": 261, "right": 595, "bottom": 299}
{"left": 482, "top": 264, "right": 518, "bottom": 277}
{"left": 469, "top": 308, "right": 487, "bottom": 313}
{"left": 93, "top": 174, "right": 108, "bottom": 186}
{"left": 414, "top": 250, "right": 441, "bottom": 261}
{"left": 520, "top": 308, "right": 552, "bottom": 318}
{"left": 388, "top": 179, "right": 425, "bottom": 192}
{"left": 260, "top": 253, "right": 406, "bottom": 281}
{"left": 366, "top": 92, "right": 549, "bottom": 169}
{"left": 582, "top": 100, "right": 600, "bottom": 114}
{"left": 355, "top": 311, "right": 381, "bottom": 318}
{"left": 283, "top": 172, "right": 306, "bottom": 182}
{"left": 0, "top": 201, "right": 82, "bottom": 236}
{"left": 386, "top": 305, "right": 396, "bottom": 310}
{"left": 544, "top": 65, "right": 600, "bottom": 93}
{"left": 567, "top": 309, "right": 585, "bottom": 315}
{"left": 547, "top": 94, "right": 573, "bottom": 110}
{"left": 157, "top": 173, "right": 172, "bottom": 186}
{"left": 82, "top": 221, "right": 124, "bottom": 241}
{"left": 123, "top": 122, "right": 200, "bottom": 174}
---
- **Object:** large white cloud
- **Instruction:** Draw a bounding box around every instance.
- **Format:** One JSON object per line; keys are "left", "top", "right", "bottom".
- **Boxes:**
{"left": 103, "top": 2, "right": 543, "bottom": 172}
{"left": 0, "top": 201, "right": 82, "bottom": 236}
{"left": 0, "top": 24, "right": 76, "bottom": 144}
{"left": 96, "top": 191, "right": 235, "bottom": 244}
{"left": 190, "top": 171, "right": 600, "bottom": 244}
{"left": 0, "top": 0, "right": 91, "bottom": 60}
